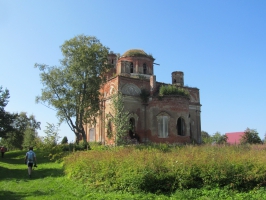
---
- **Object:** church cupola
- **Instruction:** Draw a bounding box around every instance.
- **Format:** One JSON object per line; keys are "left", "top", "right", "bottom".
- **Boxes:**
{"left": 117, "top": 49, "right": 155, "bottom": 77}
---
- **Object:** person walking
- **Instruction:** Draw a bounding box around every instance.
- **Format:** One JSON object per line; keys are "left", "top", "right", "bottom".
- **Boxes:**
{"left": 1, "top": 146, "right": 6, "bottom": 158}
{"left": 25, "top": 147, "right": 37, "bottom": 178}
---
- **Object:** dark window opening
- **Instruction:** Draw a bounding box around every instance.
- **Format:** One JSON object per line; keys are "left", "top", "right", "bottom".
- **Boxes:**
{"left": 129, "top": 117, "right": 140, "bottom": 142}
{"left": 143, "top": 63, "right": 147, "bottom": 74}
{"left": 174, "top": 79, "right": 176, "bottom": 83}
{"left": 130, "top": 62, "right": 133, "bottom": 73}
{"left": 111, "top": 59, "right": 114, "bottom": 64}
{"left": 107, "top": 120, "right": 112, "bottom": 138}
{"left": 177, "top": 117, "right": 186, "bottom": 136}
{"left": 129, "top": 118, "right": 135, "bottom": 138}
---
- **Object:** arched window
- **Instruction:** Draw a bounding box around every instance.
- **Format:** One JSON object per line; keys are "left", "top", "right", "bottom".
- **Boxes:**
{"left": 143, "top": 63, "right": 147, "bottom": 74}
{"left": 130, "top": 62, "right": 133, "bottom": 73}
{"left": 177, "top": 117, "right": 186, "bottom": 136}
{"left": 157, "top": 113, "right": 170, "bottom": 138}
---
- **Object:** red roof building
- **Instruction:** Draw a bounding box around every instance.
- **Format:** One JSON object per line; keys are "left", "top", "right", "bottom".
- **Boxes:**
{"left": 226, "top": 132, "right": 245, "bottom": 144}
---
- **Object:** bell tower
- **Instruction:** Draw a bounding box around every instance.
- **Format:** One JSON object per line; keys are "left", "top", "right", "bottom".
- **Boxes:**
{"left": 172, "top": 71, "right": 184, "bottom": 86}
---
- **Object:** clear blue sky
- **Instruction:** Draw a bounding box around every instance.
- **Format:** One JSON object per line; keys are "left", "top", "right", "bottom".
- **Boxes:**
{"left": 1, "top": 1, "right": 266, "bottom": 142}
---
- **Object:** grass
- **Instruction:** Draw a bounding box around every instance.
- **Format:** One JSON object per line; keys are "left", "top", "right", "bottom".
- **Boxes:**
{"left": 0, "top": 150, "right": 88, "bottom": 200}
{"left": 1, "top": 146, "right": 266, "bottom": 199}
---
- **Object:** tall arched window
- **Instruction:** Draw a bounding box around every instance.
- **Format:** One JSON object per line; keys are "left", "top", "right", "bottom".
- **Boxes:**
{"left": 130, "top": 62, "right": 133, "bottom": 73}
{"left": 143, "top": 63, "right": 147, "bottom": 74}
{"left": 177, "top": 117, "right": 186, "bottom": 136}
{"left": 157, "top": 112, "right": 170, "bottom": 138}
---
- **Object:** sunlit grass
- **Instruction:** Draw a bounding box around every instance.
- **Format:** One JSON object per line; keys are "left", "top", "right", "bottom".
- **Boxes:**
{"left": 1, "top": 144, "right": 266, "bottom": 199}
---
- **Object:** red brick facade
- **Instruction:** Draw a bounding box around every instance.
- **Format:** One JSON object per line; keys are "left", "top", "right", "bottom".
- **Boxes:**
{"left": 85, "top": 49, "right": 201, "bottom": 144}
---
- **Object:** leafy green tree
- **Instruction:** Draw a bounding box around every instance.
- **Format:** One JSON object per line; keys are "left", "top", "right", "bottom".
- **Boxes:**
{"left": 106, "top": 92, "right": 131, "bottom": 146}
{"left": 2, "top": 112, "right": 41, "bottom": 149}
{"left": 35, "top": 35, "right": 111, "bottom": 144}
{"left": 22, "top": 126, "right": 38, "bottom": 149}
{"left": 201, "top": 130, "right": 212, "bottom": 144}
{"left": 61, "top": 136, "right": 68, "bottom": 144}
{"left": 212, "top": 131, "right": 228, "bottom": 144}
{"left": 240, "top": 128, "right": 262, "bottom": 144}
{"left": 43, "top": 123, "right": 61, "bottom": 148}
{"left": 0, "top": 86, "right": 16, "bottom": 138}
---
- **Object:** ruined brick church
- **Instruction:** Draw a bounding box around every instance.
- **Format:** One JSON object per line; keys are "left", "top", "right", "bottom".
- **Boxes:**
{"left": 85, "top": 49, "right": 201, "bottom": 144}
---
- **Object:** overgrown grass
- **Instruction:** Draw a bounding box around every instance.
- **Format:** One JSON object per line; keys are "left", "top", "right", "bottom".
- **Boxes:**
{"left": 64, "top": 144, "right": 266, "bottom": 195}
{"left": 1, "top": 144, "right": 266, "bottom": 199}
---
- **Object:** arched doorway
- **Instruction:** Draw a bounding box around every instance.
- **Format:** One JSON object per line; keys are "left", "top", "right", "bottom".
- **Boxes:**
{"left": 129, "top": 117, "right": 140, "bottom": 142}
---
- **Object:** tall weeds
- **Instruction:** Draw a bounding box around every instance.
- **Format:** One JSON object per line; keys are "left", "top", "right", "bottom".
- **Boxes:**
{"left": 63, "top": 144, "right": 266, "bottom": 194}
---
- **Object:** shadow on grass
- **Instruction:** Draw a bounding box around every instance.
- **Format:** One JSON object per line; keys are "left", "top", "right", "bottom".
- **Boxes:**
{"left": 1, "top": 150, "right": 56, "bottom": 165}
{"left": 0, "top": 165, "right": 64, "bottom": 180}
{"left": 0, "top": 190, "right": 27, "bottom": 200}
{"left": 0, "top": 189, "right": 57, "bottom": 200}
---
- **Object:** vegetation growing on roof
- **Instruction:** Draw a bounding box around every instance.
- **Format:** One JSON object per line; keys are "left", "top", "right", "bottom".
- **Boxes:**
{"left": 122, "top": 49, "right": 154, "bottom": 59}
{"left": 159, "top": 85, "right": 190, "bottom": 98}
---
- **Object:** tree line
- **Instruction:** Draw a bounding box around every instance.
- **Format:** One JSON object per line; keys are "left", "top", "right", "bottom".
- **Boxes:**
{"left": 0, "top": 86, "right": 69, "bottom": 150}
{"left": 0, "top": 86, "right": 41, "bottom": 149}
{"left": 201, "top": 128, "right": 263, "bottom": 145}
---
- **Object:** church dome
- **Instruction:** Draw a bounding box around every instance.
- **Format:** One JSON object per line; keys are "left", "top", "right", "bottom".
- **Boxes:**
{"left": 122, "top": 49, "right": 154, "bottom": 59}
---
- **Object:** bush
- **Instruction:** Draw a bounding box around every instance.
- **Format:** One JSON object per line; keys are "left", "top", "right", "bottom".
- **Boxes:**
{"left": 159, "top": 85, "right": 189, "bottom": 97}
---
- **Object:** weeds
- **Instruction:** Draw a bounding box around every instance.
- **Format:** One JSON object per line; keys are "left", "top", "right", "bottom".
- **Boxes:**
{"left": 64, "top": 144, "right": 266, "bottom": 194}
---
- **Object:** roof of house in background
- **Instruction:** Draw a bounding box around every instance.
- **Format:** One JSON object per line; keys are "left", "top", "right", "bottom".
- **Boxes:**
{"left": 226, "top": 132, "right": 245, "bottom": 144}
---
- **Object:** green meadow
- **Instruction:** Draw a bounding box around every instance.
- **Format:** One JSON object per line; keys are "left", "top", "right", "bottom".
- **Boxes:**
{"left": 1, "top": 144, "right": 266, "bottom": 199}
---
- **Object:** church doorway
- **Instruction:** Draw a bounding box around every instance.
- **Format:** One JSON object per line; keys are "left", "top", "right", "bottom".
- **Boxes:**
{"left": 129, "top": 117, "right": 140, "bottom": 142}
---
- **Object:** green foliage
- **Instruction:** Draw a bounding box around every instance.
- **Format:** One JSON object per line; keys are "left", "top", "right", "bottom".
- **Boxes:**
{"left": 43, "top": 123, "right": 61, "bottom": 148}
{"left": 61, "top": 136, "right": 68, "bottom": 144}
{"left": 241, "top": 128, "right": 262, "bottom": 144}
{"left": 35, "top": 35, "right": 112, "bottom": 144}
{"left": 159, "top": 85, "right": 189, "bottom": 97}
{"left": 139, "top": 88, "right": 150, "bottom": 104}
{"left": 2, "top": 148, "right": 266, "bottom": 199}
{"left": 1, "top": 112, "right": 41, "bottom": 150}
{"left": 201, "top": 130, "right": 212, "bottom": 144}
{"left": 64, "top": 144, "right": 266, "bottom": 195}
{"left": 22, "top": 126, "right": 38, "bottom": 148}
{"left": 0, "top": 87, "right": 41, "bottom": 149}
{"left": 0, "top": 86, "right": 17, "bottom": 138}
{"left": 106, "top": 92, "right": 131, "bottom": 145}
{"left": 212, "top": 131, "right": 228, "bottom": 144}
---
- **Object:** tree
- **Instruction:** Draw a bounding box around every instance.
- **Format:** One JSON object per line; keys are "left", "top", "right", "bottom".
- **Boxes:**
{"left": 35, "top": 35, "right": 111, "bottom": 144}
{"left": 22, "top": 126, "right": 38, "bottom": 149}
{"left": 0, "top": 86, "right": 16, "bottom": 138}
{"left": 61, "top": 136, "right": 68, "bottom": 144}
{"left": 212, "top": 131, "right": 228, "bottom": 144}
{"left": 240, "top": 128, "right": 262, "bottom": 144}
{"left": 106, "top": 92, "right": 131, "bottom": 146}
{"left": 43, "top": 123, "right": 61, "bottom": 147}
{"left": 2, "top": 112, "right": 41, "bottom": 149}
{"left": 201, "top": 131, "right": 212, "bottom": 144}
